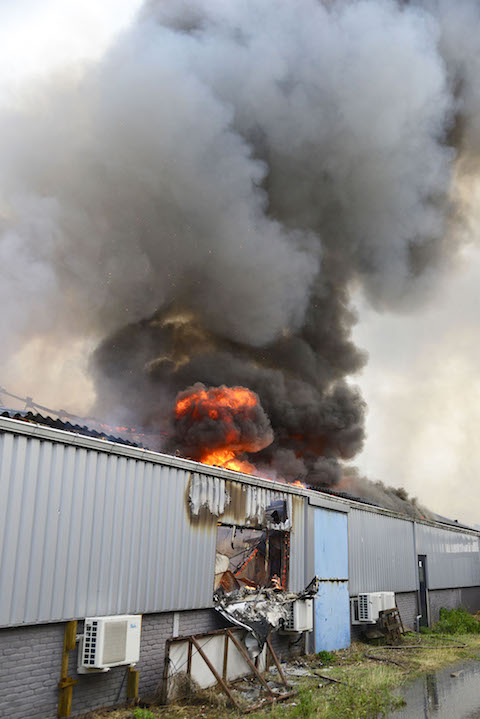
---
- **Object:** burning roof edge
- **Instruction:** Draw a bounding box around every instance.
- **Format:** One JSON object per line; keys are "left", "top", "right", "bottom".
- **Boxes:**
{"left": 0, "top": 409, "right": 142, "bottom": 447}
{"left": 0, "top": 414, "right": 477, "bottom": 536}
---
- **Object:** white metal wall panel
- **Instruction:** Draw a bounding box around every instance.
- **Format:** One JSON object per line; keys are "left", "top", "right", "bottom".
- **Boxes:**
{"left": 348, "top": 508, "right": 417, "bottom": 595}
{"left": 416, "top": 523, "right": 480, "bottom": 590}
{"left": 290, "top": 496, "right": 306, "bottom": 593}
{"left": 0, "top": 432, "right": 218, "bottom": 627}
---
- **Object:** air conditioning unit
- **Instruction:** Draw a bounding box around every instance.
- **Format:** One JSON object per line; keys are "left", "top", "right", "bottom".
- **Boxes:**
{"left": 78, "top": 615, "right": 142, "bottom": 673}
{"left": 283, "top": 599, "right": 313, "bottom": 632}
{"left": 357, "top": 592, "right": 395, "bottom": 623}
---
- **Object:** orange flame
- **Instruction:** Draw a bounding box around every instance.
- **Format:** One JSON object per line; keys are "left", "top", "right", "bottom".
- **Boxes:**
{"left": 199, "top": 448, "right": 256, "bottom": 474}
{"left": 175, "top": 385, "right": 268, "bottom": 474}
{"left": 175, "top": 384, "right": 307, "bottom": 486}
{"left": 291, "top": 479, "right": 307, "bottom": 488}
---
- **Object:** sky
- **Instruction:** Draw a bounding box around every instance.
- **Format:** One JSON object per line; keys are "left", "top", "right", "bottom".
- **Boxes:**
{"left": 1, "top": 1, "right": 480, "bottom": 524}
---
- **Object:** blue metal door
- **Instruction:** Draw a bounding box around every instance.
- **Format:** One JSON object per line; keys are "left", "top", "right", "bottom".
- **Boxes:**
{"left": 313, "top": 507, "right": 350, "bottom": 651}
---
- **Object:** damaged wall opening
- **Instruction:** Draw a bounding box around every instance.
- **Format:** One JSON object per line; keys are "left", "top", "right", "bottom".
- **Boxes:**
{"left": 215, "top": 524, "right": 290, "bottom": 593}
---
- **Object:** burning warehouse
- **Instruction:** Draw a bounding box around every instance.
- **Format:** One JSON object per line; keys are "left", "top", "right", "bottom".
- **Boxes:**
{"left": 3, "top": 0, "right": 480, "bottom": 716}
{"left": 0, "top": 413, "right": 479, "bottom": 717}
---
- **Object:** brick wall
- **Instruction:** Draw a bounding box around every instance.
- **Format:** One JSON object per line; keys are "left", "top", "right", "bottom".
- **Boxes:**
{"left": 427, "top": 587, "right": 480, "bottom": 624}
{"left": 178, "top": 608, "right": 230, "bottom": 636}
{"left": 0, "top": 611, "right": 187, "bottom": 719}
{"left": 395, "top": 591, "right": 419, "bottom": 631}
{"left": 0, "top": 623, "right": 64, "bottom": 719}
{"left": 461, "top": 586, "right": 480, "bottom": 615}
{"left": 0, "top": 607, "right": 303, "bottom": 719}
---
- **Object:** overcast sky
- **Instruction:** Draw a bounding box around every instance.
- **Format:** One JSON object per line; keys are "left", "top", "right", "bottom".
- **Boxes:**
{"left": 2, "top": 1, "right": 480, "bottom": 524}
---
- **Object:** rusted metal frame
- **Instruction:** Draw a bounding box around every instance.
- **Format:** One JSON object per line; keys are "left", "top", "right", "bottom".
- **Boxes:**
{"left": 226, "top": 629, "right": 275, "bottom": 696}
{"left": 265, "top": 635, "right": 289, "bottom": 688}
{"left": 57, "top": 620, "right": 78, "bottom": 718}
{"left": 189, "top": 635, "right": 240, "bottom": 709}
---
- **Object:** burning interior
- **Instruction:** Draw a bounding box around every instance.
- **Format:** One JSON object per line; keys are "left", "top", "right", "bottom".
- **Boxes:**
{"left": 214, "top": 523, "right": 289, "bottom": 593}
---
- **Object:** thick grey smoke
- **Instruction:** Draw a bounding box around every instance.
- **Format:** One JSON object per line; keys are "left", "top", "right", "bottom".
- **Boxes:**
{"left": 2, "top": 1, "right": 480, "bottom": 506}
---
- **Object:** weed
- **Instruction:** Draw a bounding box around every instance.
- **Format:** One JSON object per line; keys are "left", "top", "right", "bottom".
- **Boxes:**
{"left": 433, "top": 607, "right": 480, "bottom": 635}
{"left": 316, "top": 650, "right": 336, "bottom": 665}
{"left": 132, "top": 709, "right": 156, "bottom": 719}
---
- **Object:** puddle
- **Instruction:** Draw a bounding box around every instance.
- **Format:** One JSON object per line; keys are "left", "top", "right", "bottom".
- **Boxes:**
{"left": 388, "top": 660, "right": 480, "bottom": 718}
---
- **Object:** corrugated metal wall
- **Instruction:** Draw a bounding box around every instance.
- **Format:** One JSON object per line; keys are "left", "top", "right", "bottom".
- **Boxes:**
{"left": 348, "top": 508, "right": 417, "bottom": 595}
{"left": 0, "top": 428, "right": 307, "bottom": 627}
{"left": 0, "top": 432, "right": 218, "bottom": 627}
{"left": 290, "top": 494, "right": 306, "bottom": 593}
{"left": 416, "top": 523, "right": 480, "bottom": 590}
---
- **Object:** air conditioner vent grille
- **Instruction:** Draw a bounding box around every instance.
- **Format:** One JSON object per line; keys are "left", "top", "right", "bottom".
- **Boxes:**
{"left": 284, "top": 603, "right": 295, "bottom": 631}
{"left": 102, "top": 620, "right": 128, "bottom": 664}
{"left": 358, "top": 594, "right": 369, "bottom": 621}
{"left": 83, "top": 620, "right": 98, "bottom": 666}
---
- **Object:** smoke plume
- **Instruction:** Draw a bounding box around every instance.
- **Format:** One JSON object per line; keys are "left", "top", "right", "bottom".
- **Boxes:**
{"left": 173, "top": 383, "right": 273, "bottom": 462}
{"left": 2, "top": 1, "right": 480, "bottom": 508}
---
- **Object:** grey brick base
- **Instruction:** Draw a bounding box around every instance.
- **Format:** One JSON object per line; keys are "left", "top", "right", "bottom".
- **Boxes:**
{"left": 428, "top": 586, "right": 480, "bottom": 624}
{"left": 0, "top": 607, "right": 304, "bottom": 719}
{"left": 395, "top": 591, "right": 419, "bottom": 631}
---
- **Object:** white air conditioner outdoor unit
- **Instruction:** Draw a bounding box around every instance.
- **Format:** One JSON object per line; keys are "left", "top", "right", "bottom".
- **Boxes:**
{"left": 357, "top": 592, "right": 395, "bottom": 623}
{"left": 283, "top": 599, "right": 313, "bottom": 632}
{"left": 78, "top": 615, "right": 142, "bottom": 673}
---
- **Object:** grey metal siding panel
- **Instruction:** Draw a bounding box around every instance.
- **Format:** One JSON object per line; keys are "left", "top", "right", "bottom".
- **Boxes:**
{"left": 290, "top": 496, "right": 306, "bottom": 593}
{"left": 348, "top": 508, "right": 417, "bottom": 595}
{"left": 416, "top": 523, "right": 480, "bottom": 590}
{"left": 0, "top": 428, "right": 308, "bottom": 627}
{"left": 0, "top": 432, "right": 217, "bottom": 627}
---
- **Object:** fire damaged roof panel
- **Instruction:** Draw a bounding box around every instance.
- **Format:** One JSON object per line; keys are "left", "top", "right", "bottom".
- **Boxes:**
{"left": 0, "top": 410, "right": 141, "bottom": 447}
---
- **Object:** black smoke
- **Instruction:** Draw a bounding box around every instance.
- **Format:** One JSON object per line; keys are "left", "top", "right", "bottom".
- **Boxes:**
{"left": 2, "top": 1, "right": 480, "bottom": 506}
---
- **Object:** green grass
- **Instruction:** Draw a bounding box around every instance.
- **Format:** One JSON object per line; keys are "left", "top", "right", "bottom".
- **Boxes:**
{"left": 248, "top": 664, "right": 405, "bottom": 719}
{"left": 132, "top": 709, "right": 157, "bottom": 719}
{"left": 86, "top": 632, "right": 480, "bottom": 719}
